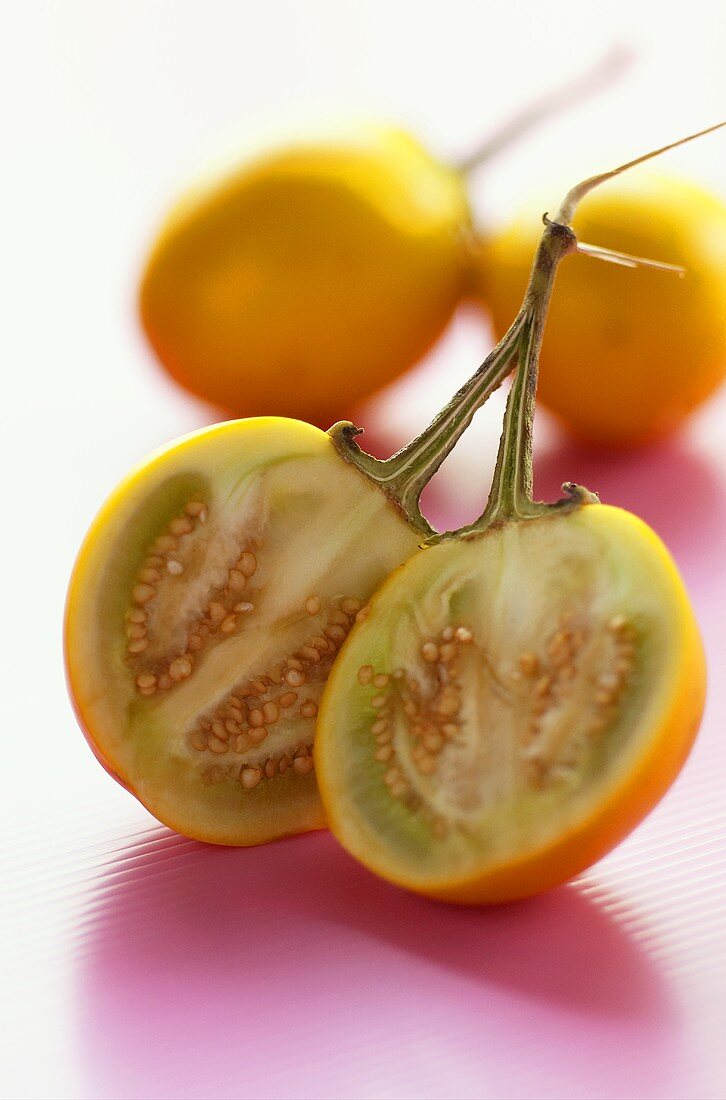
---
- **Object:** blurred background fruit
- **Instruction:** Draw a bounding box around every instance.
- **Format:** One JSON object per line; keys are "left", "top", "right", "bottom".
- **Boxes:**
{"left": 138, "top": 52, "right": 627, "bottom": 426}
{"left": 140, "top": 126, "right": 470, "bottom": 424}
{"left": 477, "top": 173, "right": 726, "bottom": 447}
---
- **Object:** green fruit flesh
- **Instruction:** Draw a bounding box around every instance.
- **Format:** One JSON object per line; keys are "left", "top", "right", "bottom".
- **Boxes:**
{"left": 67, "top": 419, "right": 419, "bottom": 844}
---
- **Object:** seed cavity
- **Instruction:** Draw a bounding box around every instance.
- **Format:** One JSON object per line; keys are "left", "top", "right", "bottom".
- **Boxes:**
{"left": 358, "top": 609, "right": 637, "bottom": 836}
{"left": 357, "top": 624, "right": 474, "bottom": 836}
{"left": 523, "top": 612, "right": 635, "bottom": 786}
{"left": 187, "top": 596, "right": 362, "bottom": 784}
{"left": 125, "top": 499, "right": 267, "bottom": 696}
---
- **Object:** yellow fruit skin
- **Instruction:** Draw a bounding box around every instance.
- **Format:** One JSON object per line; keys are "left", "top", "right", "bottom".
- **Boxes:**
{"left": 316, "top": 506, "right": 706, "bottom": 904}
{"left": 140, "top": 126, "right": 470, "bottom": 423}
{"left": 478, "top": 173, "right": 726, "bottom": 447}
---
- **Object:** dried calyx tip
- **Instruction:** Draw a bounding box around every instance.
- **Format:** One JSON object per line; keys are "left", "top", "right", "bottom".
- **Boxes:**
{"left": 329, "top": 420, "right": 363, "bottom": 442}
{"left": 561, "top": 483, "right": 600, "bottom": 506}
{"left": 575, "top": 240, "right": 686, "bottom": 277}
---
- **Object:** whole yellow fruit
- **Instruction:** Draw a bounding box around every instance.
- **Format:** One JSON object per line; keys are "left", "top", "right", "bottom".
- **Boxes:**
{"left": 477, "top": 173, "right": 726, "bottom": 446}
{"left": 140, "top": 126, "right": 470, "bottom": 423}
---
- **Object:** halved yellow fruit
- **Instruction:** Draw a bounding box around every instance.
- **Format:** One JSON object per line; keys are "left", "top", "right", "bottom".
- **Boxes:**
{"left": 316, "top": 505, "right": 705, "bottom": 902}
{"left": 65, "top": 417, "right": 419, "bottom": 844}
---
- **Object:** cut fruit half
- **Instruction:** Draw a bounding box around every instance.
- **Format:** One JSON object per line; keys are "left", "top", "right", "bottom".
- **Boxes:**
{"left": 316, "top": 506, "right": 705, "bottom": 903}
{"left": 65, "top": 417, "right": 419, "bottom": 844}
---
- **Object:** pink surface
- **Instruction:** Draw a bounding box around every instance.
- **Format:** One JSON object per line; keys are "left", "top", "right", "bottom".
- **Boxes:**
{"left": 80, "top": 832, "right": 688, "bottom": 1100}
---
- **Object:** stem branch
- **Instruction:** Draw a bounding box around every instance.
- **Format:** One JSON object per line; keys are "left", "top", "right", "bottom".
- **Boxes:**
{"left": 329, "top": 317, "right": 524, "bottom": 535}
{"left": 460, "top": 222, "right": 577, "bottom": 533}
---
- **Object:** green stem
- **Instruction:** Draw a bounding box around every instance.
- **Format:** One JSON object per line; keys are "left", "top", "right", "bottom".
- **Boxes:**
{"left": 329, "top": 316, "right": 524, "bottom": 536}
{"left": 479, "top": 313, "right": 540, "bottom": 522}
{"left": 437, "top": 220, "right": 587, "bottom": 541}
{"left": 484, "top": 223, "right": 572, "bottom": 521}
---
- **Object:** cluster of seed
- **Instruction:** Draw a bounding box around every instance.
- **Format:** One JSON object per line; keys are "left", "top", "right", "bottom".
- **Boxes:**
{"left": 189, "top": 683, "right": 318, "bottom": 757}
{"left": 359, "top": 625, "right": 474, "bottom": 838}
{"left": 522, "top": 612, "right": 635, "bottom": 787}
{"left": 236, "top": 744, "right": 315, "bottom": 790}
{"left": 200, "top": 745, "right": 313, "bottom": 788}
{"left": 188, "top": 595, "right": 362, "bottom": 787}
{"left": 516, "top": 613, "right": 587, "bottom": 740}
{"left": 127, "top": 501, "right": 265, "bottom": 697}
{"left": 587, "top": 614, "right": 635, "bottom": 734}
{"left": 126, "top": 500, "right": 207, "bottom": 692}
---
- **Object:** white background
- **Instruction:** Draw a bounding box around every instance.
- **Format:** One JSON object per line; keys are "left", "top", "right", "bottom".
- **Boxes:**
{"left": 2, "top": 3, "right": 726, "bottom": 1097}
